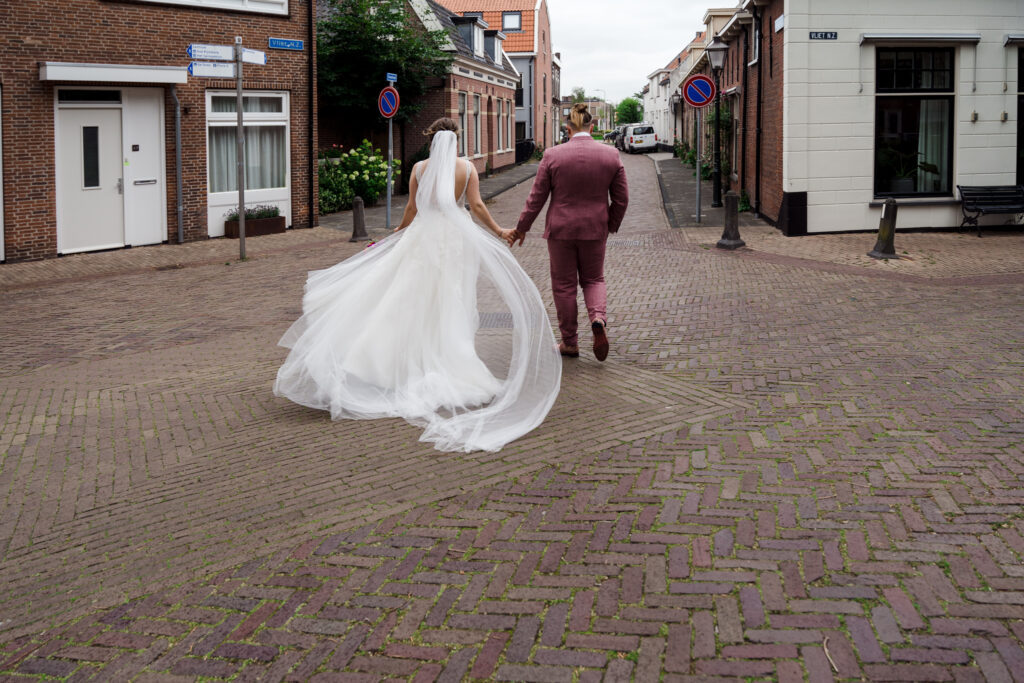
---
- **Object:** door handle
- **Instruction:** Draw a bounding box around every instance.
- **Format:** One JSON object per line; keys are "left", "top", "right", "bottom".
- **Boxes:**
{"left": 133, "top": 179, "right": 158, "bottom": 185}
{"left": 116, "top": 178, "right": 123, "bottom": 194}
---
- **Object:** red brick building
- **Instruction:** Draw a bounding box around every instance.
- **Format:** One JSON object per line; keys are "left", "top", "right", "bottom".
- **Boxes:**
{"left": 1, "top": 0, "right": 316, "bottom": 262}
{"left": 680, "top": 1, "right": 786, "bottom": 230}
{"left": 440, "top": 0, "right": 557, "bottom": 151}
{"left": 405, "top": 0, "right": 519, "bottom": 175}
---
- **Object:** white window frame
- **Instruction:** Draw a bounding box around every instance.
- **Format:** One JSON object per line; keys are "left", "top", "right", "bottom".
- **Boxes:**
{"left": 473, "top": 94, "right": 481, "bottom": 156}
{"left": 507, "top": 99, "right": 514, "bottom": 150}
{"left": 502, "top": 11, "right": 521, "bottom": 32}
{"left": 497, "top": 99, "right": 503, "bottom": 151}
{"left": 458, "top": 92, "right": 468, "bottom": 156}
{"left": 205, "top": 90, "right": 291, "bottom": 237}
{"left": 133, "top": 0, "right": 287, "bottom": 15}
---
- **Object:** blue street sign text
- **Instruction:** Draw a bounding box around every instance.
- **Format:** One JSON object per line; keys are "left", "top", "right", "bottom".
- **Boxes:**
{"left": 268, "top": 38, "right": 304, "bottom": 51}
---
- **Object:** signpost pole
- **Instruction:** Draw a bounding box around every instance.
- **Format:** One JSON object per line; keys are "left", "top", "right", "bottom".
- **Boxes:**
{"left": 387, "top": 117, "right": 393, "bottom": 231}
{"left": 696, "top": 108, "right": 702, "bottom": 224}
{"left": 235, "top": 36, "right": 246, "bottom": 260}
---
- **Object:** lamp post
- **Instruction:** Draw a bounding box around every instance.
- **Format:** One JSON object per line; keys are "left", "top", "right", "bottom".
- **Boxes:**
{"left": 705, "top": 35, "right": 728, "bottom": 208}
{"left": 669, "top": 92, "right": 681, "bottom": 144}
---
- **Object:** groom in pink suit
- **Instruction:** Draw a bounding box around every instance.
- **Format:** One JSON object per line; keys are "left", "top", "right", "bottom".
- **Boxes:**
{"left": 512, "top": 103, "right": 629, "bottom": 361}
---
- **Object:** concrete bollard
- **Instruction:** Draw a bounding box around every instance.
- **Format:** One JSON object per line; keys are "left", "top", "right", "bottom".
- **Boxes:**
{"left": 349, "top": 196, "right": 370, "bottom": 242}
{"left": 716, "top": 190, "right": 746, "bottom": 250}
{"left": 868, "top": 197, "right": 899, "bottom": 259}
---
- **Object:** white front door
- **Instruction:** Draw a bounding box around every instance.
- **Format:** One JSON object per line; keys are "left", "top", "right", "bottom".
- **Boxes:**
{"left": 57, "top": 108, "right": 124, "bottom": 253}
{"left": 122, "top": 88, "right": 166, "bottom": 246}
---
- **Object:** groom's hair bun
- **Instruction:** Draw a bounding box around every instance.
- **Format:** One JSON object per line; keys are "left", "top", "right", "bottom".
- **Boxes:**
{"left": 423, "top": 117, "right": 459, "bottom": 137}
{"left": 568, "top": 103, "right": 592, "bottom": 130}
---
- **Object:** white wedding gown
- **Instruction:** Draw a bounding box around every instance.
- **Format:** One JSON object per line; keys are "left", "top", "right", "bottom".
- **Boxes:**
{"left": 273, "top": 131, "right": 561, "bottom": 452}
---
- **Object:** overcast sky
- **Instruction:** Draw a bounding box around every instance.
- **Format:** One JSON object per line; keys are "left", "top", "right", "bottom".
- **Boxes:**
{"left": 548, "top": 0, "right": 725, "bottom": 103}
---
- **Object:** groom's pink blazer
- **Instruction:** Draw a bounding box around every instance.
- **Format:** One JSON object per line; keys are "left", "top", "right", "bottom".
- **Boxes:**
{"left": 515, "top": 135, "right": 628, "bottom": 240}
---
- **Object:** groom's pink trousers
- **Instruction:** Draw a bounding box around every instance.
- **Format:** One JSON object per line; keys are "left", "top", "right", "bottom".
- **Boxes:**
{"left": 547, "top": 238, "right": 606, "bottom": 347}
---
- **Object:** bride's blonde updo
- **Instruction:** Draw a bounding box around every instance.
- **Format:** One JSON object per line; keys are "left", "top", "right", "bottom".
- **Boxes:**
{"left": 568, "top": 103, "right": 593, "bottom": 131}
{"left": 423, "top": 117, "right": 459, "bottom": 141}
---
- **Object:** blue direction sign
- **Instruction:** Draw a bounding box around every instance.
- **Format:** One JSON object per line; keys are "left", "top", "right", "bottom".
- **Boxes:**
{"left": 386, "top": 73, "right": 398, "bottom": 83}
{"left": 682, "top": 74, "right": 716, "bottom": 108}
{"left": 378, "top": 86, "right": 399, "bottom": 119}
{"left": 268, "top": 37, "right": 304, "bottom": 51}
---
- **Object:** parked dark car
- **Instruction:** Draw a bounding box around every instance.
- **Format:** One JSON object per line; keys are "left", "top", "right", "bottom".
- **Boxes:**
{"left": 614, "top": 125, "right": 629, "bottom": 151}
{"left": 603, "top": 129, "right": 619, "bottom": 142}
{"left": 515, "top": 138, "right": 536, "bottom": 164}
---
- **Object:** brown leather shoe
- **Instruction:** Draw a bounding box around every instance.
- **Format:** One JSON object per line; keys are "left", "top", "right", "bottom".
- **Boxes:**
{"left": 558, "top": 342, "right": 580, "bottom": 358}
{"left": 592, "top": 320, "right": 609, "bottom": 361}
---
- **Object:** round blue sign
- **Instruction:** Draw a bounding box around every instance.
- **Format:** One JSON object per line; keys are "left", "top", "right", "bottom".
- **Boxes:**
{"left": 682, "top": 74, "right": 716, "bottom": 108}
{"left": 379, "top": 86, "right": 399, "bottom": 119}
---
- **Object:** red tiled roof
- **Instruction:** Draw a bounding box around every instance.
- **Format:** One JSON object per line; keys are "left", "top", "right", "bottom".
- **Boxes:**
{"left": 438, "top": 0, "right": 538, "bottom": 53}
{"left": 440, "top": 0, "right": 537, "bottom": 11}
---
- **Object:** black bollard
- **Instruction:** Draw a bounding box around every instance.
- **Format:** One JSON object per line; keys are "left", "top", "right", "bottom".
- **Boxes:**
{"left": 349, "top": 196, "right": 370, "bottom": 242}
{"left": 716, "top": 191, "right": 746, "bottom": 250}
{"left": 868, "top": 197, "right": 899, "bottom": 259}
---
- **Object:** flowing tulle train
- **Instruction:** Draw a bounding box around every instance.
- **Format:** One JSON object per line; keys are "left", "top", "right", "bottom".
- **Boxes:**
{"left": 273, "top": 131, "right": 561, "bottom": 452}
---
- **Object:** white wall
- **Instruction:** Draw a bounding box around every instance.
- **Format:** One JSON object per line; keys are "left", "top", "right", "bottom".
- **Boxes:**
{"left": 783, "top": 0, "right": 1024, "bottom": 233}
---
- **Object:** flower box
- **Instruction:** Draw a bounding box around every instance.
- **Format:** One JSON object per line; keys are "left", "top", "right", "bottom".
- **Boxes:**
{"left": 224, "top": 215, "right": 286, "bottom": 238}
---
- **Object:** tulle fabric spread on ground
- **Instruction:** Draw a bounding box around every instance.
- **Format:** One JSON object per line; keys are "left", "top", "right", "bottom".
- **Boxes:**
{"left": 274, "top": 131, "right": 561, "bottom": 452}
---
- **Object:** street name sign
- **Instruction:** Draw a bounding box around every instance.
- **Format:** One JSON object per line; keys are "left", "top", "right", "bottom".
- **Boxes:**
{"left": 187, "top": 43, "right": 234, "bottom": 60}
{"left": 242, "top": 48, "right": 267, "bottom": 65}
{"left": 188, "top": 61, "right": 235, "bottom": 78}
{"left": 386, "top": 73, "right": 398, "bottom": 83}
{"left": 682, "top": 74, "right": 716, "bottom": 108}
{"left": 269, "top": 37, "right": 304, "bottom": 51}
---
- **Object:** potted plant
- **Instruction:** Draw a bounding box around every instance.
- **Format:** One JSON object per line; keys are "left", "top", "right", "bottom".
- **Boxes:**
{"left": 880, "top": 145, "right": 939, "bottom": 194}
{"left": 223, "top": 204, "right": 286, "bottom": 238}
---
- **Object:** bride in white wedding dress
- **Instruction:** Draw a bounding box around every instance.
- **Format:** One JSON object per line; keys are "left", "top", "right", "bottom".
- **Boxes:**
{"left": 274, "top": 119, "right": 561, "bottom": 453}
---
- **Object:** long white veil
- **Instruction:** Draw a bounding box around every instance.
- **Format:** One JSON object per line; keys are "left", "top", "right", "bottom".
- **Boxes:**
{"left": 274, "top": 131, "right": 561, "bottom": 452}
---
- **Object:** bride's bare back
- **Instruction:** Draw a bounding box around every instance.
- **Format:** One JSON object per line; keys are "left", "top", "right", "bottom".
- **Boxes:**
{"left": 394, "top": 158, "right": 512, "bottom": 245}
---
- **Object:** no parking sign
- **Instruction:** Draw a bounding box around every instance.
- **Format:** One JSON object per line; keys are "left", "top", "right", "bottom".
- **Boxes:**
{"left": 682, "top": 74, "right": 716, "bottom": 108}
{"left": 378, "top": 86, "right": 399, "bottom": 119}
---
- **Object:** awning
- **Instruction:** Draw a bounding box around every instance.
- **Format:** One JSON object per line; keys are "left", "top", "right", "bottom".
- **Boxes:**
{"left": 859, "top": 33, "right": 981, "bottom": 45}
{"left": 40, "top": 62, "right": 188, "bottom": 84}
{"left": 1005, "top": 34, "right": 1024, "bottom": 46}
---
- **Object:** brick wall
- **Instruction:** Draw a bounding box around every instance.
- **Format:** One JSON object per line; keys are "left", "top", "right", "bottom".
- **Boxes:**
{"left": 1, "top": 0, "right": 315, "bottom": 262}
{"left": 715, "top": 0, "right": 784, "bottom": 225}
{"left": 534, "top": 0, "right": 552, "bottom": 150}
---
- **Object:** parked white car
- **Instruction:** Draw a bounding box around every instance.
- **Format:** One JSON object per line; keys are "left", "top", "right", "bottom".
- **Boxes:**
{"left": 624, "top": 123, "right": 657, "bottom": 153}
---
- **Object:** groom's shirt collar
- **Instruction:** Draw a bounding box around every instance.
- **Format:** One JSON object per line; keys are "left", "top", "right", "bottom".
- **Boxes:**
{"left": 571, "top": 131, "right": 591, "bottom": 139}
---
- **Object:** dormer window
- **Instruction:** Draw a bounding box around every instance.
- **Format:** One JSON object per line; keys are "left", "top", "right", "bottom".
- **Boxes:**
{"left": 474, "top": 25, "right": 485, "bottom": 57}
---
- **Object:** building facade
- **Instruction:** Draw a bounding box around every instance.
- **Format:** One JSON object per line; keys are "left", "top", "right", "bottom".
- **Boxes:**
{"left": 683, "top": 0, "right": 1024, "bottom": 235}
{"left": 1, "top": 0, "right": 317, "bottom": 262}
{"left": 406, "top": 0, "right": 519, "bottom": 175}
{"left": 441, "top": 0, "right": 556, "bottom": 150}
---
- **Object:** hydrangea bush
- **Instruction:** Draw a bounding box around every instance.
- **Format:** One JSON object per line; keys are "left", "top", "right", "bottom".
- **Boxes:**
{"left": 318, "top": 139, "right": 400, "bottom": 214}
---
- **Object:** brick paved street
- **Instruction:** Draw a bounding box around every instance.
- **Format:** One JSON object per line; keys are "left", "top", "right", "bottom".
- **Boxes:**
{"left": 1, "top": 150, "right": 1024, "bottom": 681}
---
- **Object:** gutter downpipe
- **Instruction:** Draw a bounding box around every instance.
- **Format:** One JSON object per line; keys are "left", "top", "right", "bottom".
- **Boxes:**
{"left": 171, "top": 85, "right": 184, "bottom": 243}
{"left": 753, "top": 6, "right": 763, "bottom": 218}
{"left": 741, "top": 24, "right": 749, "bottom": 195}
{"left": 308, "top": 0, "right": 316, "bottom": 228}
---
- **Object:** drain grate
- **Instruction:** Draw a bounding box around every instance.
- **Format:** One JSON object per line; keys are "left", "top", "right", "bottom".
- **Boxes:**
{"left": 479, "top": 312, "right": 514, "bottom": 328}
{"left": 608, "top": 239, "right": 641, "bottom": 247}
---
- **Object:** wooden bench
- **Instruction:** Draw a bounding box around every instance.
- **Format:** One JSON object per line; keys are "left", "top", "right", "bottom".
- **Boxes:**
{"left": 957, "top": 184, "right": 1024, "bottom": 237}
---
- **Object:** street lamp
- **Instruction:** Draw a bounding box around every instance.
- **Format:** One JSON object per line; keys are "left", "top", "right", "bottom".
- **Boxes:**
{"left": 669, "top": 92, "right": 681, "bottom": 143}
{"left": 705, "top": 34, "right": 728, "bottom": 208}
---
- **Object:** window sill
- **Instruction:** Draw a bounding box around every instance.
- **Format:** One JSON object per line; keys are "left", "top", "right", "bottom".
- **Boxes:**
{"left": 869, "top": 197, "right": 959, "bottom": 208}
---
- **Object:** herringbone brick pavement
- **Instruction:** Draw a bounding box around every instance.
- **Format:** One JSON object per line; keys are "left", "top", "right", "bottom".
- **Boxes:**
{"left": 1, "top": 152, "right": 1023, "bottom": 681}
